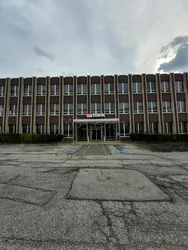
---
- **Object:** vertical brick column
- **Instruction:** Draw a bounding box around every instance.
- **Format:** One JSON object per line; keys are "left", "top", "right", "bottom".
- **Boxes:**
{"left": 101, "top": 75, "right": 104, "bottom": 113}
{"left": 18, "top": 77, "right": 23, "bottom": 133}
{"left": 46, "top": 77, "right": 50, "bottom": 134}
{"left": 184, "top": 73, "right": 188, "bottom": 132}
{"left": 59, "top": 76, "right": 62, "bottom": 134}
{"left": 32, "top": 77, "right": 37, "bottom": 134}
{"left": 157, "top": 74, "right": 164, "bottom": 133}
{"left": 4, "top": 78, "right": 11, "bottom": 133}
{"left": 87, "top": 75, "right": 91, "bottom": 113}
{"left": 73, "top": 76, "right": 77, "bottom": 141}
{"left": 60, "top": 76, "right": 64, "bottom": 135}
{"left": 128, "top": 74, "right": 134, "bottom": 133}
{"left": 170, "top": 73, "right": 178, "bottom": 134}
{"left": 142, "top": 74, "right": 148, "bottom": 133}
{"left": 114, "top": 74, "right": 119, "bottom": 141}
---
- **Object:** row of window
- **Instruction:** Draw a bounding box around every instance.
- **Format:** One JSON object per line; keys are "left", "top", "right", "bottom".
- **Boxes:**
{"left": 0, "top": 101, "right": 186, "bottom": 116}
{"left": 120, "top": 121, "right": 187, "bottom": 135}
{"left": 0, "top": 81, "right": 185, "bottom": 97}
{"left": 120, "top": 101, "right": 186, "bottom": 114}
{"left": 120, "top": 81, "right": 184, "bottom": 94}
{"left": 1, "top": 121, "right": 187, "bottom": 137}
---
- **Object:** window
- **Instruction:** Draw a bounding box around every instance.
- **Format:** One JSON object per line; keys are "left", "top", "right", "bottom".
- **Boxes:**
{"left": 148, "top": 101, "right": 157, "bottom": 113}
{"left": 50, "top": 84, "right": 59, "bottom": 96}
{"left": 147, "top": 82, "right": 156, "bottom": 93}
{"left": 133, "top": 82, "right": 142, "bottom": 94}
{"left": 105, "top": 102, "right": 115, "bottom": 114}
{"left": 179, "top": 121, "right": 187, "bottom": 134}
{"left": 163, "top": 101, "right": 171, "bottom": 112}
{"left": 134, "top": 102, "right": 143, "bottom": 113}
{"left": 77, "top": 103, "right": 87, "bottom": 115}
{"left": 119, "top": 102, "right": 129, "bottom": 114}
{"left": 91, "top": 103, "right": 101, "bottom": 114}
{"left": 11, "top": 85, "right": 18, "bottom": 97}
{"left": 9, "top": 105, "right": 17, "bottom": 116}
{"left": 164, "top": 122, "right": 173, "bottom": 133}
{"left": 0, "top": 105, "right": 4, "bottom": 116}
{"left": 175, "top": 81, "right": 184, "bottom": 92}
{"left": 64, "top": 103, "right": 73, "bottom": 115}
{"left": 64, "top": 84, "right": 73, "bottom": 95}
{"left": 91, "top": 83, "right": 100, "bottom": 95}
{"left": 0, "top": 85, "right": 4, "bottom": 97}
{"left": 24, "top": 85, "right": 32, "bottom": 96}
{"left": 36, "top": 124, "right": 44, "bottom": 134}
{"left": 161, "top": 81, "right": 170, "bottom": 92}
{"left": 105, "top": 83, "right": 114, "bottom": 94}
{"left": 22, "top": 124, "right": 31, "bottom": 134}
{"left": 148, "top": 122, "right": 158, "bottom": 133}
{"left": 177, "top": 101, "right": 186, "bottom": 112}
{"left": 36, "top": 104, "right": 45, "bottom": 116}
{"left": 64, "top": 123, "right": 73, "bottom": 138}
{"left": 119, "top": 82, "right": 128, "bottom": 94}
{"left": 50, "top": 104, "right": 59, "bottom": 115}
{"left": 37, "top": 85, "right": 46, "bottom": 96}
{"left": 120, "top": 122, "right": 130, "bottom": 136}
{"left": 50, "top": 124, "right": 59, "bottom": 134}
{"left": 77, "top": 84, "right": 87, "bottom": 95}
{"left": 135, "top": 123, "right": 144, "bottom": 133}
{"left": 23, "top": 104, "right": 31, "bottom": 115}
{"left": 9, "top": 125, "right": 16, "bottom": 134}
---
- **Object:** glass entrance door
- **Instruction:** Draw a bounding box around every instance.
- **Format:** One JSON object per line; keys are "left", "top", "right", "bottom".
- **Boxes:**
{"left": 92, "top": 125, "right": 102, "bottom": 140}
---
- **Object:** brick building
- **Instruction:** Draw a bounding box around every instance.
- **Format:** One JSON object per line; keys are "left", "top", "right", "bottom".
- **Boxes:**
{"left": 0, "top": 73, "right": 188, "bottom": 141}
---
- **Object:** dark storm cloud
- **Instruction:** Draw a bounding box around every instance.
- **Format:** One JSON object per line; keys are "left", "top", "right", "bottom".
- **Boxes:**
{"left": 33, "top": 46, "right": 55, "bottom": 61}
{"left": 158, "top": 45, "right": 188, "bottom": 72}
{"left": 171, "top": 36, "right": 188, "bottom": 46}
{"left": 161, "top": 36, "right": 188, "bottom": 53}
{"left": 158, "top": 36, "right": 188, "bottom": 72}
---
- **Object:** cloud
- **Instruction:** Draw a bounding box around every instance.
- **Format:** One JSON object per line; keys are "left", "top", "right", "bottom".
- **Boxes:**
{"left": 33, "top": 46, "right": 55, "bottom": 61}
{"left": 0, "top": 0, "right": 188, "bottom": 77}
{"left": 157, "top": 36, "right": 188, "bottom": 72}
{"left": 38, "top": 68, "right": 44, "bottom": 72}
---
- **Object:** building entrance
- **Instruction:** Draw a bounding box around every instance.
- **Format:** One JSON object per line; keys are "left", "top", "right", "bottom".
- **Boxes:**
{"left": 91, "top": 125, "right": 102, "bottom": 140}
{"left": 73, "top": 118, "right": 120, "bottom": 142}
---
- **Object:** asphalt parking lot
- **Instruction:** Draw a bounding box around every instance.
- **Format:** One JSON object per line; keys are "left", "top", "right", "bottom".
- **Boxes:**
{"left": 1, "top": 142, "right": 188, "bottom": 249}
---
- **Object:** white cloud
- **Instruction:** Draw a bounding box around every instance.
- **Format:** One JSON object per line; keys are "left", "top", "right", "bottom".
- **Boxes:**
{"left": 0, "top": 0, "right": 188, "bottom": 77}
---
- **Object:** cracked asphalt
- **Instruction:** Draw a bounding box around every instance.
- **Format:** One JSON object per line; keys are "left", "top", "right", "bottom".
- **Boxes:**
{"left": 1, "top": 143, "right": 188, "bottom": 249}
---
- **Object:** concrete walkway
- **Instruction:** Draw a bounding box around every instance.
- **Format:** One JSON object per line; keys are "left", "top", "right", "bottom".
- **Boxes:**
{"left": 81, "top": 145, "right": 111, "bottom": 155}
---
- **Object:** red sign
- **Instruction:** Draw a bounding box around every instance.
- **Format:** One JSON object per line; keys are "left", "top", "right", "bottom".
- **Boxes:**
{"left": 86, "top": 113, "right": 93, "bottom": 118}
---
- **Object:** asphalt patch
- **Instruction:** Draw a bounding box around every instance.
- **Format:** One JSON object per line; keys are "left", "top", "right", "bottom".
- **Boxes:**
{"left": 68, "top": 169, "right": 171, "bottom": 201}
{"left": 0, "top": 184, "right": 55, "bottom": 206}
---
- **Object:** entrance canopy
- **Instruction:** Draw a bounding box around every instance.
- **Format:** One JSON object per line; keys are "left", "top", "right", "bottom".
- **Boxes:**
{"left": 73, "top": 118, "right": 119, "bottom": 123}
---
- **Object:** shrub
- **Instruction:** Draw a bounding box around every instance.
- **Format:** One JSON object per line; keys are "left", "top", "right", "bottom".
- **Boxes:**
{"left": 0, "top": 134, "right": 21, "bottom": 143}
{"left": 130, "top": 133, "right": 188, "bottom": 142}
{"left": 176, "top": 134, "right": 188, "bottom": 142}
{"left": 159, "top": 134, "right": 173, "bottom": 142}
{"left": 130, "top": 133, "right": 145, "bottom": 141}
{"left": 21, "top": 134, "right": 33, "bottom": 143}
{"left": 0, "top": 134, "right": 63, "bottom": 143}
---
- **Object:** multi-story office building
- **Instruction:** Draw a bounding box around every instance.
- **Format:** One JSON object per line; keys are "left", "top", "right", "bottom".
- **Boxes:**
{"left": 0, "top": 73, "right": 188, "bottom": 141}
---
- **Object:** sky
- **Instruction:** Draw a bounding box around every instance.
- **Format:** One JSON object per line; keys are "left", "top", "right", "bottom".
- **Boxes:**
{"left": 0, "top": 0, "right": 188, "bottom": 77}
